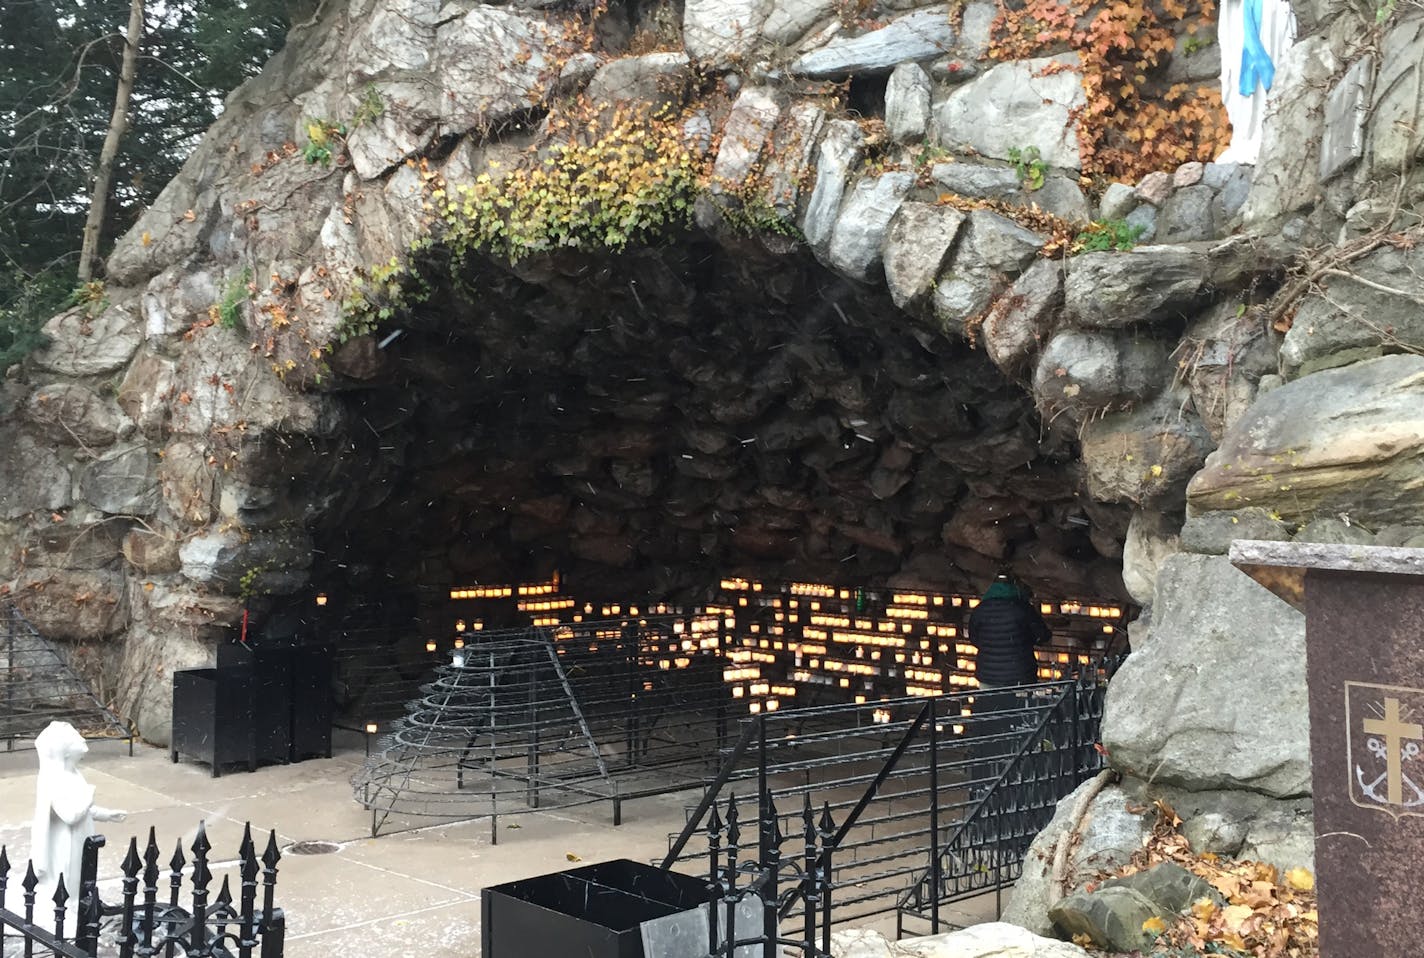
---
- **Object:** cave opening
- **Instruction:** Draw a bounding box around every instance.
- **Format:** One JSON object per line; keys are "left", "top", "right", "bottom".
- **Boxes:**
{"left": 268, "top": 236, "right": 1133, "bottom": 728}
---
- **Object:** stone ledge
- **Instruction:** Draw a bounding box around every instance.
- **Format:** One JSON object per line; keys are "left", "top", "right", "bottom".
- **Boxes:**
{"left": 1230, "top": 539, "right": 1424, "bottom": 609}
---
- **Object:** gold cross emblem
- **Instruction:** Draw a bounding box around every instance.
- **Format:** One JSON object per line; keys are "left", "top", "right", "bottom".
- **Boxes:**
{"left": 1348, "top": 681, "right": 1424, "bottom": 817}
{"left": 1363, "top": 697, "right": 1424, "bottom": 806}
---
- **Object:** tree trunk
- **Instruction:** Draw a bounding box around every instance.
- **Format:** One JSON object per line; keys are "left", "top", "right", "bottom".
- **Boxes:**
{"left": 77, "top": 0, "right": 145, "bottom": 283}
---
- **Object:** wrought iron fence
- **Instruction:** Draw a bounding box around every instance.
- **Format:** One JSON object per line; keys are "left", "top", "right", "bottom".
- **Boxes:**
{"left": 894, "top": 663, "right": 1120, "bottom": 935}
{"left": 0, "top": 822, "right": 285, "bottom": 958}
{"left": 661, "top": 659, "right": 1122, "bottom": 952}
{"left": 700, "top": 791, "right": 838, "bottom": 958}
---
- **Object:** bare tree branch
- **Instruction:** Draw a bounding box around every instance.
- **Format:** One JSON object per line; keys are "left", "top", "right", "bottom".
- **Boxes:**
{"left": 78, "top": 0, "right": 145, "bottom": 282}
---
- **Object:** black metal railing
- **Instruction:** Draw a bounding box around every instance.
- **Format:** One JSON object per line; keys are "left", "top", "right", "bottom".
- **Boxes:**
{"left": 699, "top": 791, "right": 839, "bottom": 958}
{"left": 894, "top": 656, "right": 1123, "bottom": 935}
{"left": 1, "top": 603, "right": 132, "bottom": 753}
{"left": 0, "top": 822, "right": 286, "bottom": 958}
{"left": 660, "top": 660, "right": 1120, "bottom": 951}
{"left": 352, "top": 615, "right": 734, "bottom": 838}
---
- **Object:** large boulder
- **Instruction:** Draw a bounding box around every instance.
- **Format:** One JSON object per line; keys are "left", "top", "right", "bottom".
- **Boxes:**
{"left": 1032, "top": 329, "right": 1170, "bottom": 413}
{"left": 116, "top": 352, "right": 177, "bottom": 438}
{"left": 1121, "top": 508, "right": 1181, "bottom": 606}
{"left": 981, "top": 258, "right": 1063, "bottom": 374}
{"left": 584, "top": 52, "right": 691, "bottom": 110}
{"left": 32, "top": 302, "right": 143, "bottom": 377}
{"left": 684, "top": 0, "right": 769, "bottom": 63}
{"left": 1367, "top": 17, "right": 1424, "bottom": 172}
{"left": 1180, "top": 508, "right": 1291, "bottom": 555}
{"left": 79, "top": 444, "right": 161, "bottom": 515}
{"left": 114, "top": 599, "right": 231, "bottom": 744}
{"left": 1064, "top": 246, "right": 1210, "bottom": 328}
{"left": 1241, "top": 36, "right": 1338, "bottom": 225}
{"left": 802, "top": 120, "right": 864, "bottom": 251}
{"left": 826, "top": 172, "right": 914, "bottom": 282}
{"left": 21, "top": 522, "right": 126, "bottom": 571}
{"left": 932, "top": 56, "right": 1086, "bottom": 169}
{"left": 710, "top": 87, "right": 783, "bottom": 188}
{"left": 1003, "top": 779, "right": 1152, "bottom": 936}
{"left": 1048, "top": 886, "right": 1163, "bottom": 952}
{"left": 25, "top": 384, "right": 132, "bottom": 447}
{"left": 169, "top": 326, "right": 335, "bottom": 436}
{"left": 11, "top": 568, "right": 130, "bottom": 641}
{"left": 344, "top": 5, "right": 565, "bottom": 178}
{"left": 0, "top": 435, "right": 72, "bottom": 520}
{"left": 1101, "top": 553, "right": 1310, "bottom": 798}
{"left": 1051, "top": 862, "right": 1220, "bottom": 951}
{"left": 886, "top": 62, "right": 932, "bottom": 143}
{"left": 1079, "top": 394, "right": 1214, "bottom": 507}
{"left": 789, "top": 9, "right": 956, "bottom": 78}
{"left": 931, "top": 211, "right": 1045, "bottom": 333}
{"left": 830, "top": 923, "right": 1090, "bottom": 957}
{"left": 1279, "top": 246, "right": 1424, "bottom": 377}
{"left": 1188, "top": 354, "right": 1424, "bottom": 527}
{"left": 178, "top": 527, "right": 315, "bottom": 595}
{"left": 1181, "top": 301, "right": 1278, "bottom": 442}
{"left": 883, "top": 203, "right": 965, "bottom": 316}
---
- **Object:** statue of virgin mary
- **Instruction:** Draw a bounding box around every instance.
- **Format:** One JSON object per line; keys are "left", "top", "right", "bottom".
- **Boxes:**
{"left": 1216, "top": 0, "right": 1297, "bottom": 164}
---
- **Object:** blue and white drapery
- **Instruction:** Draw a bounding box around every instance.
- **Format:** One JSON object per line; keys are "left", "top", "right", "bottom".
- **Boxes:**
{"left": 1239, "top": 0, "right": 1277, "bottom": 95}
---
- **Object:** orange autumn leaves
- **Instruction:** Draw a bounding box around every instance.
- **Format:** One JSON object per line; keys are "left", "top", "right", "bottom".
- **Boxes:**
{"left": 989, "top": 0, "right": 1231, "bottom": 182}
{"left": 1099, "top": 800, "right": 1319, "bottom": 957}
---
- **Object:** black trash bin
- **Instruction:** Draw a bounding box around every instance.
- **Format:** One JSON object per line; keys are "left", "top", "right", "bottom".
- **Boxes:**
{"left": 482, "top": 859, "right": 713, "bottom": 958}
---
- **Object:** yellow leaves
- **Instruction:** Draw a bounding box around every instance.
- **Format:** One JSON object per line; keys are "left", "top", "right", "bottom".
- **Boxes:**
{"left": 1285, "top": 867, "right": 1314, "bottom": 892}
{"left": 1116, "top": 800, "right": 1320, "bottom": 958}
{"left": 1141, "top": 915, "right": 1168, "bottom": 936}
{"left": 141, "top": 230, "right": 152, "bottom": 247}
{"left": 1220, "top": 903, "right": 1255, "bottom": 931}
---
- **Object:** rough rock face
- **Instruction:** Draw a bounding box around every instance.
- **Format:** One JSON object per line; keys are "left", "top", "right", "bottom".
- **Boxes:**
{"left": 1103, "top": 553, "right": 1310, "bottom": 798}
{"left": 933, "top": 56, "right": 1086, "bottom": 169}
{"left": 1002, "top": 780, "right": 1152, "bottom": 935}
{"left": 1, "top": 1, "right": 1421, "bottom": 942}
{"left": 1188, "top": 355, "right": 1424, "bottom": 527}
{"left": 1006, "top": 775, "right": 1314, "bottom": 937}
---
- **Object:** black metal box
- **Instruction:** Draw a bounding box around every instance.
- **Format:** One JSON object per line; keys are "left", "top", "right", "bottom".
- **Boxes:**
{"left": 171, "top": 667, "right": 257, "bottom": 776}
{"left": 481, "top": 859, "right": 710, "bottom": 958}
{"left": 217, "top": 643, "right": 333, "bottom": 762}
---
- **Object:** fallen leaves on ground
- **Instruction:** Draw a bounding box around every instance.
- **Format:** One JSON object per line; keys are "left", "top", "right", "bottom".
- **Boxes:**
{"left": 1106, "top": 800, "right": 1318, "bottom": 958}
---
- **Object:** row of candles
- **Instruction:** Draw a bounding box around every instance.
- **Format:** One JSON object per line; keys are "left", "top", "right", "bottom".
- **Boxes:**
{"left": 412, "top": 576, "right": 1126, "bottom": 716}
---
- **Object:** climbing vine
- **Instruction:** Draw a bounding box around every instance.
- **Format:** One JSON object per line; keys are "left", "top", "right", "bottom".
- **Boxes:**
{"left": 989, "top": 0, "right": 1230, "bottom": 182}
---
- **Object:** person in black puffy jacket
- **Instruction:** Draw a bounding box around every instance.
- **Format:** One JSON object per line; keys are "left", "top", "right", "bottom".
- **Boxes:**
{"left": 966, "top": 574, "right": 1052, "bottom": 809}
{"left": 968, "top": 574, "right": 1052, "bottom": 688}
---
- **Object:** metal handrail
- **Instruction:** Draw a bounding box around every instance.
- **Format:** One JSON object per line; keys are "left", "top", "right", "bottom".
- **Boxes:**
{"left": 776, "top": 697, "right": 933, "bottom": 919}
{"left": 895, "top": 681, "right": 1075, "bottom": 914}
{"left": 661, "top": 717, "right": 763, "bottom": 868}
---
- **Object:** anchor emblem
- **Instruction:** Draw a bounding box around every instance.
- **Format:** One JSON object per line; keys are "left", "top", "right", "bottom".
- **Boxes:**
{"left": 1347, "top": 681, "right": 1424, "bottom": 819}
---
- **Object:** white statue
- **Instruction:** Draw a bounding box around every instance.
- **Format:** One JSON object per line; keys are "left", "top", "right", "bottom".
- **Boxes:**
{"left": 1216, "top": 0, "right": 1297, "bottom": 164}
{"left": 31, "top": 722, "right": 126, "bottom": 905}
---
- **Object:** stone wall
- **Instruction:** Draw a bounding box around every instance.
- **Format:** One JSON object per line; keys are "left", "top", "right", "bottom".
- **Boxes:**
{"left": 3, "top": 0, "right": 1424, "bottom": 935}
